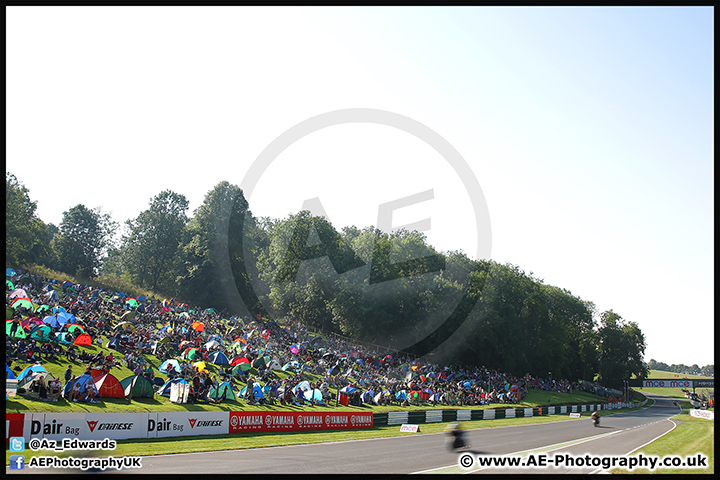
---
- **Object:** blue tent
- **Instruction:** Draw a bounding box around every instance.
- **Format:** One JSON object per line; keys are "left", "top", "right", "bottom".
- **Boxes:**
{"left": 159, "top": 359, "right": 181, "bottom": 374}
{"left": 157, "top": 378, "right": 188, "bottom": 397}
{"left": 292, "top": 380, "right": 311, "bottom": 397}
{"left": 43, "top": 315, "right": 63, "bottom": 329}
{"left": 44, "top": 290, "right": 59, "bottom": 301}
{"left": 6, "top": 268, "right": 17, "bottom": 277}
{"left": 304, "top": 388, "right": 324, "bottom": 404}
{"left": 262, "top": 383, "right": 278, "bottom": 398}
{"left": 74, "top": 374, "right": 93, "bottom": 391}
{"left": 56, "top": 311, "right": 76, "bottom": 325}
{"left": 62, "top": 374, "right": 93, "bottom": 399}
{"left": 6, "top": 364, "right": 16, "bottom": 379}
{"left": 283, "top": 360, "right": 300, "bottom": 372}
{"left": 361, "top": 390, "right": 375, "bottom": 404}
{"left": 17, "top": 364, "right": 48, "bottom": 383}
{"left": 55, "top": 332, "right": 74, "bottom": 345}
{"left": 340, "top": 385, "right": 357, "bottom": 396}
{"left": 209, "top": 351, "right": 230, "bottom": 365}
{"left": 239, "top": 382, "right": 264, "bottom": 400}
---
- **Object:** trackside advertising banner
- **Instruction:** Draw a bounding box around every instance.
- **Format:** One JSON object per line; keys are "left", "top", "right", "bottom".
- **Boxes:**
{"left": 6, "top": 413, "right": 24, "bottom": 443}
{"left": 8, "top": 411, "right": 372, "bottom": 441}
{"left": 14, "top": 412, "right": 229, "bottom": 441}
{"left": 642, "top": 380, "right": 693, "bottom": 388}
{"left": 229, "top": 411, "right": 373, "bottom": 433}
{"left": 26, "top": 413, "right": 147, "bottom": 441}
{"left": 147, "top": 412, "right": 228, "bottom": 437}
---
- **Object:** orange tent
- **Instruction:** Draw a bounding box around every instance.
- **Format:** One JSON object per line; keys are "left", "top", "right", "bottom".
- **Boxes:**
{"left": 93, "top": 373, "right": 125, "bottom": 398}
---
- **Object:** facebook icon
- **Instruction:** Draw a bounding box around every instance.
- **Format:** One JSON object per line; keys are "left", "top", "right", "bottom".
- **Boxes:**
{"left": 10, "top": 455, "right": 25, "bottom": 470}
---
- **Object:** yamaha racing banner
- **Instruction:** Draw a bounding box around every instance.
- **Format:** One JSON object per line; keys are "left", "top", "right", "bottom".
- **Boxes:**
{"left": 229, "top": 411, "right": 373, "bottom": 433}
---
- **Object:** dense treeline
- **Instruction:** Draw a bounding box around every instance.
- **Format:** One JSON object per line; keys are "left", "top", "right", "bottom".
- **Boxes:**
{"left": 647, "top": 359, "right": 714, "bottom": 377}
{"left": 7, "top": 173, "right": 650, "bottom": 387}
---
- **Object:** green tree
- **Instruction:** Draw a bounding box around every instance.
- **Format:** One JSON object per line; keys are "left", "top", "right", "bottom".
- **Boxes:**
{"left": 256, "top": 211, "right": 358, "bottom": 331}
{"left": 120, "top": 190, "right": 189, "bottom": 292}
{"left": 176, "top": 181, "right": 258, "bottom": 315}
{"left": 596, "top": 310, "right": 648, "bottom": 388}
{"left": 51, "top": 204, "right": 117, "bottom": 278}
{"left": 542, "top": 285, "right": 598, "bottom": 381}
{"left": 5, "top": 172, "right": 51, "bottom": 267}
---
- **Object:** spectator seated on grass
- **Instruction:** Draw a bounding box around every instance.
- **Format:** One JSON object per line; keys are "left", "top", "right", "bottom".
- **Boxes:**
{"left": 31, "top": 375, "right": 49, "bottom": 401}
{"left": 85, "top": 383, "right": 100, "bottom": 404}
{"left": 70, "top": 381, "right": 86, "bottom": 403}
{"left": 41, "top": 342, "right": 58, "bottom": 361}
{"left": 48, "top": 377, "right": 62, "bottom": 402}
{"left": 65, "top": 345, "right": 77, "bottom": 361}
{"left": 77, "top": 351, "right": 93, "bottom": 362}
{"left": 196, "top": 385, "right": 209, "bottom": 404}
{"left": 207, "top": 388, "right": 226, "bottom": 405}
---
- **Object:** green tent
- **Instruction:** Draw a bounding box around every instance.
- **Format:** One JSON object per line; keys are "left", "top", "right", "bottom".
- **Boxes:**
{"left": 67, "top": 324, "right": 85, "bottom": 335}
{"left": 11, "top": 298, "right": 36, "bottom": 312}
{"left": 6, "top": 305, "right": 15, "bottom": 320}
{"left": 208, "top": 382, "right": 236, "bottom": 401}
{"left": 6, "top": 320, "right": 26, "bottom": 338}
{"left": 6, "top": 280, "right": 14, "bottom": 290}
{"left": 183, "top": 347, "right": 201, "bottom": 360}
{"left": 29, "top": 324, "right": 53, "bottom": 340}
{"left": 120, "top": 375, "right": 154, "bottom": 398}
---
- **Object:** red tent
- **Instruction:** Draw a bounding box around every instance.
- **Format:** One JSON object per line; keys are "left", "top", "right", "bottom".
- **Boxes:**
{"left": 73, "top": 333, "right": 93, "bottom": 346}
{"left": 231, "top": 356, "right": 250, "bottom": 367}
{"left": 93, "top": 373, "right": 125, "bottom": 398}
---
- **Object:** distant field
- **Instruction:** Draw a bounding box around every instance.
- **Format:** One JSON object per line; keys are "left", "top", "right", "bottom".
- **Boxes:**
{"left": 643, "top": 369, "right": 713, "bottom": 380}
{"left": 634, "top": 370, "right": 713, "bottom": 407}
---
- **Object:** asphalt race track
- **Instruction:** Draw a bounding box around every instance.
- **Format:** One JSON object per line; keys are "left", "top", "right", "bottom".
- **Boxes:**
{"left": 9, "top": 392, "right": 690, "bottom": 475}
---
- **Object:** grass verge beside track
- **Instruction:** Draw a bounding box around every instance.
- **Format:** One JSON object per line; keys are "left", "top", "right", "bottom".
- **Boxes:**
{"left": 610, "top": 411, "right": 714, "bottom": 475}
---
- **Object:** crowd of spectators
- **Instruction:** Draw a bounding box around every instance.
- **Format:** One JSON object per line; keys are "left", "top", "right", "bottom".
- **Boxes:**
{"left": 7, "top": 269, "right": 621, "bottom": 408}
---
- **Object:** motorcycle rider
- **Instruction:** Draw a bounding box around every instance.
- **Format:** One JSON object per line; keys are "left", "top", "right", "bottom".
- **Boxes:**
{"left": 446, "top": 422, "right": 468, "bottom": 450}
{"left": 591, "top": 411, "right": 599, "bottom": 427}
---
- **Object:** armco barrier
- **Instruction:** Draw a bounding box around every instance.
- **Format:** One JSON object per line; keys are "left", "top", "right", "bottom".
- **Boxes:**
{"left": 371, "top": 400, "right": 647, "bottom": 427}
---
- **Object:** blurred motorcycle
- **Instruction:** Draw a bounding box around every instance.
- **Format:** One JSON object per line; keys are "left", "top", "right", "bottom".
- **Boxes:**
{"left": 446, "top": 423, "right": 469, "bottom": 451}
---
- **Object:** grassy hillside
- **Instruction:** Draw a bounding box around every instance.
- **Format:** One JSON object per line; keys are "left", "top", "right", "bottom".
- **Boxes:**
{"left": 7, "top": 331, "right": 615, "bottom": 414}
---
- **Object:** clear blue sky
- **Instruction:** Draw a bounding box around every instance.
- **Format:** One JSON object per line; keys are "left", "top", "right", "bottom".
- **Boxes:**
{"left": 6, "top": 7, "right": 713, "bottom": 366}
